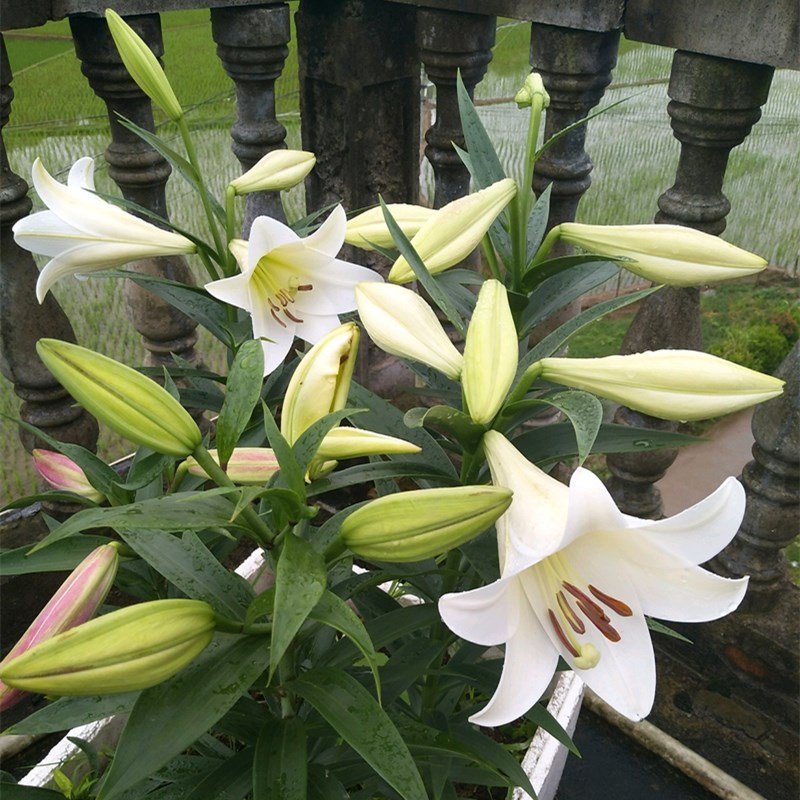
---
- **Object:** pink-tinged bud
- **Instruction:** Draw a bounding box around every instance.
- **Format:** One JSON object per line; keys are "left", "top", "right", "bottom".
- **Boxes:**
{"left": 32, "top": 449, "right": 105, "bottom": 503}
{"left": 184, "top": 448, "right": 280, "bottom": 485}
{"left": 0, "top": 543, "right": 120, "bottom": 712}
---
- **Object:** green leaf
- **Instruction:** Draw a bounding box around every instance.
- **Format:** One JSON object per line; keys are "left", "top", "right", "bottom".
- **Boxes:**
{"left": 253, "top": 718, "right": 307, "bottom": 800}
{"left": 183, "top": 747, "right": 254, "bottom": 800}
{"left": 262, "top": 402, "right": 306, "bottom": 499}
{"left": 118, "top": 271, "right": 234, "bottom": 347}
{"left": 291, "top": 668, "right": 427, "bottom": 800}
{"left": 308, "top": 767, "right": 348, "bottom": 800}
{"left": 403, "top": 406, "right": 485, "bottom": 452}
{"left": 293, "top": 408, "right": 364, "bottom": 475}
{"left": 647, "top": 617, "right": 692, "bottom": 643}
{"left": 217, "top": 341, "right": 265, "bottom": 466}
{"left": 0, "top": 535, "right": 109, "bottom": 576}
{"left": 30, "top": 490, "right": 242, "bottom": 553}
{"left": 270, "top": 533, "right": 326, "bottom": 681}
{"left": 455, "top": 72, "right": 505, "bottom": 189}
{"left": 379, "top": 199, "right": 465, "bottom": 337}
{"left": 518, "top": 261, "right": 621, "bottom": 338}
{"left": 0, "top": 785, "right": 65, "bottom": 799}
{"left": 98, "top": 633, "right": 270, "bottom": 800}
{"left": 512, "top": 422, "right": 703, "bottom": 468}
{"left": 522, "top": 255, "right": 623, "bottom": 293}
{"left": 525, "top": 183, "right": 552, "bottom": 267}
{"left": 5, "top": 693, "right": 138, "bottom": 736}
{"left": 309, "top": 591, "right": 382, "bottom": 699}
{"left": 518, "top": 285, "right": 660, "bottom": 374}
{"left": 531, "top": 390, "right": 604, "bottom": 465}
{"left": 118, "top": 530, "right": 254, "bottom": 617}
{"left": 348, "top": 383, "right": 457, "bottom": 480}
{"left": 307, "top": 461, "right": 459, "bottom": 497}
{"left": 114, "top": 449, "right": 170, "bottom": 492}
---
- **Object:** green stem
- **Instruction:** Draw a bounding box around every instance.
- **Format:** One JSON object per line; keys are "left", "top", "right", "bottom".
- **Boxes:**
{"left": 508, "top": 198, "right": 523, "bottom": 291}
{"left": 481, "top": 233, "right": 502, "bottom": 281}
{"left": 177, "top": 116, "right": 226, "bottom": 262}
{"left": 223, "top": 185, "right": 238, "bottom": 277}
{"left": 215, "top": 614, "right": 271, "bottom": 635}
{"left": 502, "top": 361, "right": 544, "bottom": 410}
{"left": 191, "top": 445, "right": 275, "bottom": 548}
{"left": 529, "top": 225, "right": 561, "bottom": 269}
{"left": 516, "top": 97, "right": 545, "bottom": 275}
{"left": 195, "top": 247, "right": 222, "bottom": 282}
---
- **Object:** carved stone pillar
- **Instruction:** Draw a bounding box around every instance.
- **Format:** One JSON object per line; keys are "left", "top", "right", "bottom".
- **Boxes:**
{"left": 606, "top": 52, "right": 774, "bottom": 518}
{"left": 211, "top": 3, "right": 290, "bottom": 234}
{"left": 417, "top": 8, "right": 496, "bottom": 209}
{"left": 69, "top": 13, "right": 201, "bottom": 376}
{"left": 297, "top": 0, "right": 419, "bottom": 395}
{"left": 713, "top": 342, "right": 799, "bottom": 612}
{"left": 530, "top": 24, "right": 620, "bottom": 242}
{"left": 0, "top": 35, "right": 99, "bottom": 455}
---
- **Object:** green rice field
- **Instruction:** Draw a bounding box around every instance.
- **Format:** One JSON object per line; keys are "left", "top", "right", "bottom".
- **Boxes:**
{"left": 1, "top": 10, "right": 799, "bottom": 500}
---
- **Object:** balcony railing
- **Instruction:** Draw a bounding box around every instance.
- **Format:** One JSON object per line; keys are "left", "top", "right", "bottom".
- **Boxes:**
{"left": 1, "top": 2, "right": 798, "bottom": 795}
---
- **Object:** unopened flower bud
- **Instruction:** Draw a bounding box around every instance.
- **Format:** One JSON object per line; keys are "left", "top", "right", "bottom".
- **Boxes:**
{"left": 36, "top": 339, "right": 202, "bottom": 458}
{"left": 32, "top": 449, "right": 105, "bottom": 503}
{"left": 229, "top": 150, "right": 316, "bottom": 195}
{"left": 184, "top": 447, "right": 280, "bottom": 485}
{"left": 315, "top": 427, "right": 421, "bottom": 460}
{"left": 341, "top": 486, "right": 513, "bottom": 562}
{"left": 0, "top": 600, "right": 215, "bottom": 697}
{"left": 389, "top": 179, "right": 517, "bottom": 284}
{"left": 0, "top": 544, "right": 119, "bottom": 711}
{"left": 106, "top": 10, "right": 183, "bottom": 122}
{"left": 356, "top": 282, "right": 464, "bottom": 380}
{"left": 557, "top": 223, "right": 767, "bottom": 287}
{"left": 345, "top": 204, "right": 436, "bottom": 251}
{"left": 462, "top": 280, "right": 518, "bottom": 424}
{"left": 515, "top": 72, "right": 549, "bottom": 109}
{"left": 539, "top": 350, "right": 785, "bottom": 421}
{"left": 281, "top": 323, "right": 359, "bottom": 445}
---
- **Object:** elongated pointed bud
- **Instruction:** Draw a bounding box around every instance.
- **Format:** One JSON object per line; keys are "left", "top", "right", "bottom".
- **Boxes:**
{"left": 515, "top": 72, "right": 549, "bottom": 108}
{"left": 281, "top": 323, "right": 359, "bottom": 445}
{"left": 356, "top": 282, "right": 464, "bottom": 380}
{"left": 229, "top": 150, "right": 316, "bottom": 195}
{"left": 316, "top": 428, "right": 421, "bottom": 459}
{"left": 389, "top": 179, "right": 517, "bottom": 283}
{"left": 184, "top": 447, "right": 280, "bottom": 485}
{"left": 0, "top": 544, "right": 119, "bottom": 711}
{"left": 539, "top": 350, "right": 785, "bottom": 421}
{"left": 345, "top": 204, "right": 436, "bottom": 250}
{"left": 557, "top": 223, "right": 767, "bottom": 286}
{"left": 106, "top": 10, "right": 183, "bottom": 122}
{"left": 36, "top": 339, "right": 202, "bottom": 457}
{"left": 32, "top": 449, "right": 105, "bottom": 503}
{"left": 462, "top": 280, "right": 518, "bottom": 424}
{"left": 0, "top": 600, "right": 215, "bottom": 697}
{"left": 341, "top": 486, "right": 513, "bottom": 562}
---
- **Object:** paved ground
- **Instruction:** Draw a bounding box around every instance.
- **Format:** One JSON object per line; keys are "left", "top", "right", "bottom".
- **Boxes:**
{"left": 657, "top": 409, "right": 755, "bottom": 516}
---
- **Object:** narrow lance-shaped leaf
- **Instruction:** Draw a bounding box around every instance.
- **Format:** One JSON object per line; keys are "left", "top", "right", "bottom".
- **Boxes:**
{"left": 253, "top": 718, "right": 307, "bottom": 800}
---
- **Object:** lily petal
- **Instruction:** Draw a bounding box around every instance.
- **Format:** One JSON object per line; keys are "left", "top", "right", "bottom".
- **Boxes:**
{"left": 257, "top": 320, "right": 297, "bottom": 375}
{"left": 302, "top": 204, "right": 347, "bottom": 258}
{"left": 67, "top": 157, "right": 95, "bottom": 191}
{"left": 205, "top": 273, "right": 252, "bottom": 311}
{"left": 469, "top": 581, "right": 560, "bottom": 727}
{"left": 625, "top": 477, "right": 745, "bottom": 565}
{"left": 246, "top": 216, "right": 299, "bottom": 274}
{"left": 439, "top": 577, "right": 517, "bottom": 647}
{"left": 294, "top": 312, "right": 341, "bottom": 345}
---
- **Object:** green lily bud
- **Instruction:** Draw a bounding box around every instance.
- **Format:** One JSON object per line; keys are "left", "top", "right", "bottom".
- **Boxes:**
{"left": 356, "top": 282, "right": 464, "bottom": 379}
{"left": 557, "top": 223, "right": 767, "bottom": 286}
{"left": 388, "top": 179, "right": 517, "bottom": 284}
{"left": 106, "top": 10, "right": 183, "bottom": 122}
{"left": 0, "top": 600, "right": 215, "bottom": 697}
{"left": 281, "top": 323, "right": 359, "bottom": 445}
{"left": 462, "top": 280, "right": 518, "bottom": 424}
{"left": 539, "top": 350, "right": 785, "bottom": 421}
{"left": 229, "top": 150, "right": 316, "bottom": 195}
{"left": 341, "top": 486, "right": 513, "bottom": 562}
{"left": 515, "top": 72, "right": 549, "bottom": 109}
{"left": 345, "top": 204, "right": 436, "bottom": 250}
{"left": 315, "top": 427, "right": 421, "bottom": 459}
{"left": 36, "top": 339, "right": 202, "bottom": 457}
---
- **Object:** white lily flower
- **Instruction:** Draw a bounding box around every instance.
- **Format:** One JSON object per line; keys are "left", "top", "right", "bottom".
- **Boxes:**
{"left": 440, "top": 431, "right": 748, "bottom": 726}
{"left": 205, "top": 206, "right": 382, "bottom": 375}
{"left": 13, "top": 158, "right": 196, "bottom": 303}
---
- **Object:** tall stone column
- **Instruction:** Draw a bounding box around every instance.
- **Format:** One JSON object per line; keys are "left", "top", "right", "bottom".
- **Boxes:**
{"left": 0, "top": 34, "right": 99, "bottom": 455}
{"left": 211, "top": 3, "right": 290, "bottom": 234}
{"left": 417, "top": 8, "right": 496, "bottom": 209}
{"left": 606, "top": 52, "right": 774, "bottom": 518}
{"left": 69, "top": 13, "right": 201, "bottom": 377}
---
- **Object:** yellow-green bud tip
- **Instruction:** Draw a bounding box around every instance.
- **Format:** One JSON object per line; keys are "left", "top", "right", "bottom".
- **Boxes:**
{"left": 515, "top": 72, "right": 549, "bottom": 109}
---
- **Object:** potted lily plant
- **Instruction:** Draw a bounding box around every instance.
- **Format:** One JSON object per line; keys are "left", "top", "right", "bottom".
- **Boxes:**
{"left": 0, "top": 11, "right": 784, "bottom": 800}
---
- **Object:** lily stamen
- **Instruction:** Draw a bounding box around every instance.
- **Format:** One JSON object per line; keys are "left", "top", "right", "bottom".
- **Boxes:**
{"left": 556, "top": 590, "right": 585, "bottom": 634}
{"left": 548, "top": 609, "right": 580, "bottom": 658}
{"left": 589, "top": 585, "right": 633, "bottom": 617}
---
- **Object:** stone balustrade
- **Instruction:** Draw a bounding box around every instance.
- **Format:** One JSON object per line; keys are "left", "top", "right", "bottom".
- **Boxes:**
{"left": 0, "top": 1, "right": 798, "bottom": 792}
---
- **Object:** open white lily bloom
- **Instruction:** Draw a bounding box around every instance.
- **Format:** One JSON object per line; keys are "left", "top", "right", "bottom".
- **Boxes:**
{"left": 205, "top": 206, "right": 382, "bottom": 375}
{"left": 440, "top": 431, "right": 748, "bottom": 726}
{"left": 13, "top": 158, "right": 196, "bottom": 303}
